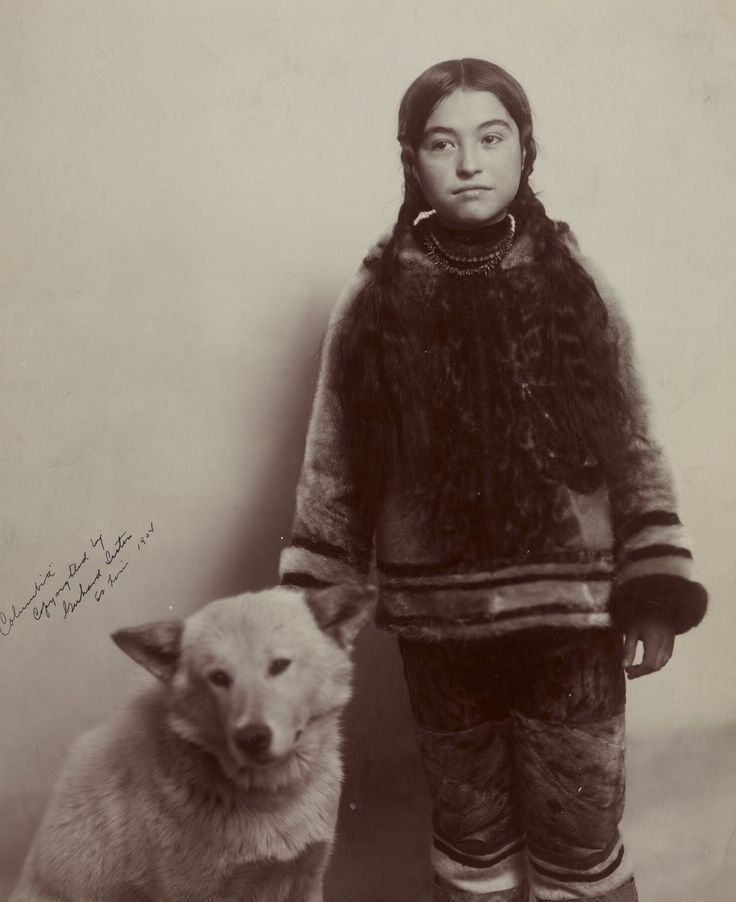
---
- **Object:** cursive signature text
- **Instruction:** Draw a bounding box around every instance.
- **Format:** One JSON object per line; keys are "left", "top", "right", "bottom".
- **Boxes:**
{"left": 1, "top": 522, "right": 155, "bottom": 639}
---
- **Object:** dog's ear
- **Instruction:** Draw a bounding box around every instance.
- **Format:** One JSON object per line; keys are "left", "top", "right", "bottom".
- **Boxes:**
{"left": 305, "top": 584, "right": 376, "bottom": 649}
{"left": 111, "top": 620, "right": 184, "bottom": 682}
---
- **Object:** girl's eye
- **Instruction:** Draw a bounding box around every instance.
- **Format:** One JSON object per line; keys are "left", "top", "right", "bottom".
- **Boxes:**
{"left": 482, "top": 134, "right": 502, "bottom": 146}
{"left": 208, "top": 669, "right": 231, "bottom": 688}
{"left": 269, "top": 658, "right": 292, "bottom": 676}
{"left": 430, "top": 140, "right": 453, "bottom": 152}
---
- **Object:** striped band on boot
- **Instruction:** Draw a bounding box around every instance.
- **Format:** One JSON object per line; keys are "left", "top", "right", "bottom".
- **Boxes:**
{"left": 431, "top": 837, "right": 527, "bottom": 898}
{"left": 434, "top": 874, "right": 529, "bottom": 902}
{"left": 534, "top": 876, "right": 639, "bottom": 902}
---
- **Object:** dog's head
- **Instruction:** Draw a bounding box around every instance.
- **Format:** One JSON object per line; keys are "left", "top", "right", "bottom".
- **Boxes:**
{"left": 112, "top": 585, "right": 374, "bottom": 789}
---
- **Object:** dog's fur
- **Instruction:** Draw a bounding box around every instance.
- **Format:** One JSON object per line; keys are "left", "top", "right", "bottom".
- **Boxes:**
{"left": 11, "top": 585, "right": 373, "bottom": 902}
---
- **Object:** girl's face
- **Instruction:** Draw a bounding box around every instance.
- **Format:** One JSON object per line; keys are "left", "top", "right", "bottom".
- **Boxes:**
{"left": 413, "top": 88, "right": 524, "bottom": 229}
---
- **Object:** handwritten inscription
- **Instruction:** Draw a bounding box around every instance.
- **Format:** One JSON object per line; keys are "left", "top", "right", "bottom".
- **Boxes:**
{"left": 1, "top": 523, "right": 155, "bottom": 639}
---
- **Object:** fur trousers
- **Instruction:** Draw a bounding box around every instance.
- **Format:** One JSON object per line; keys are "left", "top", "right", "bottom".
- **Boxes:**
{"left": 399, "top": 628, "right": 639, "bottom": 902}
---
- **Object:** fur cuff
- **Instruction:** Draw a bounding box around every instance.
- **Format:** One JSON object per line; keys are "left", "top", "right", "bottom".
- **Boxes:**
{"left": 609, "top": 574, "right": 707, "bottom": 634}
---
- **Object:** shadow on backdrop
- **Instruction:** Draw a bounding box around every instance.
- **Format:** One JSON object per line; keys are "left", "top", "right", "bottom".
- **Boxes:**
{"left": 203, "top": 289, "right": 436, "bottom": 900}
{"left": 0, "top": 285, "right": 434, "bottom": 901}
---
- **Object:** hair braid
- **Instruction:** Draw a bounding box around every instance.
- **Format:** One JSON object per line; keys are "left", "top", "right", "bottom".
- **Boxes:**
{"left": 512, "top": 184, "right": 631, "bottom": 473}
{"left": 365, "top": 148, "right": 430, "bottom": 285}
{"left": 332, "top": 154, "right": 434, "bottom": 483}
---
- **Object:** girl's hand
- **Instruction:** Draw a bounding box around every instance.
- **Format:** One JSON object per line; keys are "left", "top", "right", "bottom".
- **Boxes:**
{"left": 622, "top": 607, "right": 676, "bottom": 679}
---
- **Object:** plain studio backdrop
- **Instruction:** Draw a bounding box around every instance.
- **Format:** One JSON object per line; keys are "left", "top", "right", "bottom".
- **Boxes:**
{"left": 1, "top": 1, "right": 734, "bottom": 899}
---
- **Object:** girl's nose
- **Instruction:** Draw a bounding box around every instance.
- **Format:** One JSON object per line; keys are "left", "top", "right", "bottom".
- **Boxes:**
{"left": 457, "top": 145, "right": 482, "bottom": 177}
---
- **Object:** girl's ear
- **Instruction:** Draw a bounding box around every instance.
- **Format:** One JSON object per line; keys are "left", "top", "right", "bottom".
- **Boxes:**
{"left": 111, "top": 620, "right": 184, "bottom": 681}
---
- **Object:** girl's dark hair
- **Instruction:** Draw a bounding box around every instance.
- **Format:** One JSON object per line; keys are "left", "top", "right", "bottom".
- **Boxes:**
{"left": 333, "top": 58, "right": 633, "bottom": 547}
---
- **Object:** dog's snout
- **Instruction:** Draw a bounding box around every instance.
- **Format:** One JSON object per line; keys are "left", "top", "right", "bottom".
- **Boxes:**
{"left": 234, "top": 723, "right": 273, "bottom": 756}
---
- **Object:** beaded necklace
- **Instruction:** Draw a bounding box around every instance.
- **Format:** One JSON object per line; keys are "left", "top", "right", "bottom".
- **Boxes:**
{"left": 417, "top": 213, "right": 516, "bottom": 277}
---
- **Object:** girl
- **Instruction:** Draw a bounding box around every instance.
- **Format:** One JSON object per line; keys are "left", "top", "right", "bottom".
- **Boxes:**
{"left": 280, "top": 59, "right": 707, "bottom": 902}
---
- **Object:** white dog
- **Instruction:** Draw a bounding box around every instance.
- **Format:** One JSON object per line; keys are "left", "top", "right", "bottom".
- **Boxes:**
{"left": 11, "top": 584, "right": 373, "bottom": 902}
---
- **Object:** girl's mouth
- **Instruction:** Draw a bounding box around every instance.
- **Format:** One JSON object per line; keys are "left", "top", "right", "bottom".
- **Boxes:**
{"left": 453, "top": 186, "right": 491, "bottom": 194}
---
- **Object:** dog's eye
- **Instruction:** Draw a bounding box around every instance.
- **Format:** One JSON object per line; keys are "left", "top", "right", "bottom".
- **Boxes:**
{"left": 208, "top": 669, "right": 232, "bottom": 688}
{"left": 269, "top": 658, "right": 291, "bottom": 677}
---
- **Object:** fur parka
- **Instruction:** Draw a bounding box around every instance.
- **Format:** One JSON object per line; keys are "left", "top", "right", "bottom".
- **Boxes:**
{"left": 280, "top": 222, "right": 707, "bottom": 641}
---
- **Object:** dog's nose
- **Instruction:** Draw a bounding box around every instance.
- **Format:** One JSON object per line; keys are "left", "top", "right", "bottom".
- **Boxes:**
{"left": 234, "top": 723, "right": 273, "bottom": 756}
